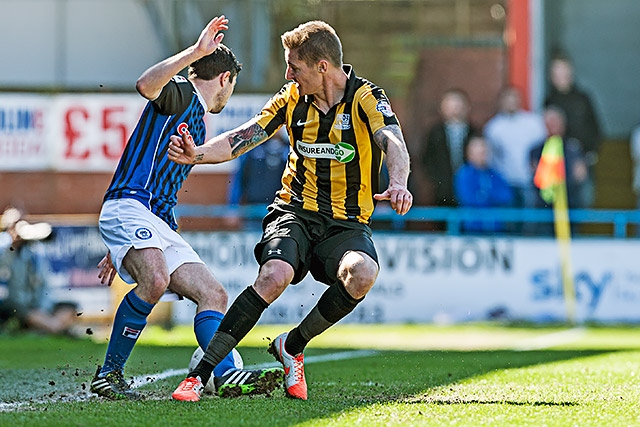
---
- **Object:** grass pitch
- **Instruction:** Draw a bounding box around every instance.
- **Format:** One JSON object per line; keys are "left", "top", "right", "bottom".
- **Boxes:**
{"left": 1, "top": 323, "right": 640, "bottom": 426}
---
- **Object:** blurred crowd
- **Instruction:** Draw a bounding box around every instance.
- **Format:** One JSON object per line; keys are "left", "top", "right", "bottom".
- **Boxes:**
{"left": 416, "top": 53, "right": 606, "bottom": 235}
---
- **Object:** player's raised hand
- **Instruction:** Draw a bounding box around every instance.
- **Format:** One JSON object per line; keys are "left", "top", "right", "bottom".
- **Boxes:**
{"left": 195, "top": 15, "right": 229, "bottom": 56}
{"left": 97, "top": 252, "right": 117, "bottom": 286}
{"left": 168, "top": 130, "right": 197, "bottom": 165}
{"left": 374, "top": 184, "right": 413, "bottom": 215}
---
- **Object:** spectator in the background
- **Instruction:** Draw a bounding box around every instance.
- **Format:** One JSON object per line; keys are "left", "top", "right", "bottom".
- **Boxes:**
{"left": 421, "top": 88, "right": 477, "bottom": 207}
{"left": 484, "top": 86, "right": 547, "bottom": 209}
{"left": 545, "top": 53, "right": 601, "bottom": 207}
{"left": 454, "top": 135, "right": 513, "bottom": 234}
{"left": 629, "top": 124, "right": 640, "bottom": 230}
{"left": 0, "top": 207, "right": 78, "bottom": 335}
{"left": 530, "top": 106, "right": 589, "bottom": 235}
{"left": 225, "top": 128, "right": 289, "bottom": 230}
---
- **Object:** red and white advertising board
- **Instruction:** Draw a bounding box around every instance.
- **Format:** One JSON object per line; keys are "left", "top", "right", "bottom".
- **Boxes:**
{"left": 0, "top": 93, "right": 270, "bottom": 173}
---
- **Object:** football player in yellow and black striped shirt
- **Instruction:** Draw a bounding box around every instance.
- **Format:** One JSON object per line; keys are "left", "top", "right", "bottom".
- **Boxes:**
{"left": 170, "top": 20, "right": 412, "bottom": 402}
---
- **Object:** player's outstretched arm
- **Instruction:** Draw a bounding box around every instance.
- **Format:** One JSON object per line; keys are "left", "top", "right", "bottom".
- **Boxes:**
{"left": 136, "top": 15, "right": 229, "bottom": 100}
{"left": 372, "top": 124, "right": 413, "bottom": 215}
{"left": 168, "top": 118, "right": 270, "bottom": 165}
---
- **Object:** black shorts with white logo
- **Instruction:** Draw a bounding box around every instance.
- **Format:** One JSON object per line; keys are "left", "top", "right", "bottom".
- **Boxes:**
{"left": 254, "top": 202, "right": 378, "bottom": 286}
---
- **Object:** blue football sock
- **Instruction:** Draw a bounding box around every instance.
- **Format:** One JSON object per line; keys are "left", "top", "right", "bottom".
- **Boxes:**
{"left": 194, "top": 310, "right": 237, "bottom": 377}
{"left": 100, "top": 290, "right": 154, "bottom": 375}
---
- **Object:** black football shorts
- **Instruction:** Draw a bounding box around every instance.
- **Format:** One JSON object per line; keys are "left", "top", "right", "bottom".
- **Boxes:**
{"left": 254, "top": 203, "right": 378, "bottom": 286}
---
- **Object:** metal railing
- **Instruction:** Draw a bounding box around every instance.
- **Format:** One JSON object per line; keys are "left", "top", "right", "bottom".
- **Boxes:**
{"left": 174, "top": 204, "right": 640, "bottom": 238}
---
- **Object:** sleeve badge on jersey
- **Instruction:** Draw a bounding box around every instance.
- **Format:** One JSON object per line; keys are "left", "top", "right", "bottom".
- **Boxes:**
{"left": 375, "top": 99, "right": 395, "bottom": 117}
{"left": 172, "top": 75, "right": 188, "bottom": 83}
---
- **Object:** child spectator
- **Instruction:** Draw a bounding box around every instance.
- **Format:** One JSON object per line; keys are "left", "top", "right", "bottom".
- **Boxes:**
{"left": 454, "top": 135, "right": 513, "bottom": 234}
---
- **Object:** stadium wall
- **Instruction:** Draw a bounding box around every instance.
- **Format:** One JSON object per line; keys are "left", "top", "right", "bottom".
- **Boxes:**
{"left": 0, "top": 93, "right": 269, "bottom": 217}
{"left": 29, "top": 227, "right": 640, "bottom": 326}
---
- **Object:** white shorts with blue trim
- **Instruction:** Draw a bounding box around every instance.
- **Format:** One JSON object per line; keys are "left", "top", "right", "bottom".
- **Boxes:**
{"left": 99, "top": 198, "right": 203, "bottom": 284}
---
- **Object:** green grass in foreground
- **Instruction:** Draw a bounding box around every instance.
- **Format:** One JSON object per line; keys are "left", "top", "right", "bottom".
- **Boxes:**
{"left": 1, "top": 323, "right": 640, "bottom": 426}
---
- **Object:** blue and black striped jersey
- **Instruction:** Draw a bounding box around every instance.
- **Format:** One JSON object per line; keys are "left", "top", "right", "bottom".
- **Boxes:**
{"left": 104, "top": 76, "right": 208, "bottom": 230}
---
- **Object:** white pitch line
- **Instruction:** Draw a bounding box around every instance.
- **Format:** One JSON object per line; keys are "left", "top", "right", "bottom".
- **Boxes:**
{"left": 0, "top": 349, "right": 378, "bottom": 412}
{"left": 130, "top": 349, "right": 378, "bottom": 389}
{"left": 511, "top": 327, "right": 586, "bottom": 351}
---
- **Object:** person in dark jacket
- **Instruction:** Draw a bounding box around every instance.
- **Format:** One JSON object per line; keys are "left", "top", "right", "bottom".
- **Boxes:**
{"left": 421, "top": 88, "right": 477, "bottom": 207}
{"left": 529, "top": 106, "right": 589, "bottom": 235}
{"left": 225, "top": 128, "right": 289, "bottom": 229}
{"left": 544, "top": 54, "right": 601, "bottom": 207}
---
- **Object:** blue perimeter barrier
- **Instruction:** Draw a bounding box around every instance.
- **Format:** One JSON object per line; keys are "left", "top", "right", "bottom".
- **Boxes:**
{"left": 175, "top": 204, "right": 640, "bottom": 239}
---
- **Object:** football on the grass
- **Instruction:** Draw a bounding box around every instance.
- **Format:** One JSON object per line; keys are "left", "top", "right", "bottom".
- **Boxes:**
{"left": 188, "top": 347, "right": 244, "bottom": 394}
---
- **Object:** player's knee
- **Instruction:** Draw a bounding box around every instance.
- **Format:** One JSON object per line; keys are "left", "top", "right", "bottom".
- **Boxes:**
{"left": 140, "top": 270, "right": 171, "bottom": 303}
{"left": 177, "top": 276, "right": 229, "bottom": 310}
{"left": 338, "top": 251, "right": 379, "bottom": 299}
{"left": 254, "top": 259, "right": 294, "bottom": 303}
{"left": 201, "top": 280, "right": 229, "bottom": 308}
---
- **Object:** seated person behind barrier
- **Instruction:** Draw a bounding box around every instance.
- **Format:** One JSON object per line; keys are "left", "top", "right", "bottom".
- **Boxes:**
{"left": 529, "top": 106, "right": 589, "bottom": 210}
{"left": 0, "top": 207, "right": 78, "bottom": 335}
{"left": 225, "top": 128, "right": 289, "bottom": 229}
{"left": 630, "top": 123, "right": 640, "bottom": 211}
{"left": 529, "top": 107, "right": 589, "bottom": 236}
{"left": 454, "top": 135, "right": 513, "bottom": 233}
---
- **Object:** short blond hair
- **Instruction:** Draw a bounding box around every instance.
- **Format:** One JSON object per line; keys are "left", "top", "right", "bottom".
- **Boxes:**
{"left": 281, "top": 20, "right": 343, "bottom": 67}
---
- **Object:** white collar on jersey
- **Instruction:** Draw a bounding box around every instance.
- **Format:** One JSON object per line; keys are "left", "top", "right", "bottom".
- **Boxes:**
{"left": 192, "top": 83, "right": 208, "bottom": 112}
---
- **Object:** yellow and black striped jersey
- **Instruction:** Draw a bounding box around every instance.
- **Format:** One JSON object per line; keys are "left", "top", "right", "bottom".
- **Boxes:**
{"left": 255, "top": 65, "right": 400, "bottom": 224}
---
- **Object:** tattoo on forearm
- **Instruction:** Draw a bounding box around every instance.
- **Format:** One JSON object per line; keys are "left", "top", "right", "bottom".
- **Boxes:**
{"left": 194, "top": 154, "right": 204, "bottom": 163}
{"left": 374, "top": 125, "right": 404, "bottom": 152}
{"left": 229, "top": 123, "right": 269, "bottom": 157}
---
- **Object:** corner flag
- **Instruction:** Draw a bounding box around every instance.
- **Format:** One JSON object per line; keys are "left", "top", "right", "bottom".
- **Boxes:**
{"left": 533, "top": 135, "right": 576, "bottom": 324}
{"left": 533, "top": 135, "right": 565, "bottom": 203}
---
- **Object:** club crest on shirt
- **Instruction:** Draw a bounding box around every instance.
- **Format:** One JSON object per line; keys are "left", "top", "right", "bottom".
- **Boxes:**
{"left": 375, "top": 99, "right": 394, "bottom": 117}
{"left": 334, "top": 114, "right": 351, "bottom": 130}
{"left": 135, "top": 227, "right": 152, "bottom": 240}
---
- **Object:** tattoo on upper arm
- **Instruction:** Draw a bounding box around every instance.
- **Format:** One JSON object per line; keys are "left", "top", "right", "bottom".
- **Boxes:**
{"left": 229, "top": 123, "right": 269, "bottom": 158}
{"left": 374, "top": 124, "right": 404, "bottom": 152}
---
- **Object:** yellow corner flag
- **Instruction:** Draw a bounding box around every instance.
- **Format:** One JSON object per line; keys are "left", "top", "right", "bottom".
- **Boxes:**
{"left": 533, "top": 135, "right": 576, "bottom": 324}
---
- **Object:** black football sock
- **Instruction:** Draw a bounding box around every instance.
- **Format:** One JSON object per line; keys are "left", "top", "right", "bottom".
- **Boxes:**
{"left": 189, "top": 331, "right": 238, "bottom": 384}
{"left": 189, "top": 286, "right": 269, "bottom": 385}
{"left": 285, "top": 282, "right": 362, "bottom": 356}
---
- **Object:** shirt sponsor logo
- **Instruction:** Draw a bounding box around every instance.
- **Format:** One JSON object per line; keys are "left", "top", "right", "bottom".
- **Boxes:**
{"left": 376, "top": 99, "right": 394, "bottom": 117}
{"left": 334, "top": 114, "right": 351, "bottom": 130}
{"left": 296, "top": 140, "right": 356, "bottom": 163}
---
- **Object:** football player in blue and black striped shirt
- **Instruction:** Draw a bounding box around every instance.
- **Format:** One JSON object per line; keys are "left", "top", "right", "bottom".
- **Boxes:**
{"left": 91, "top": 15, "right": 283, "bottom": 400}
